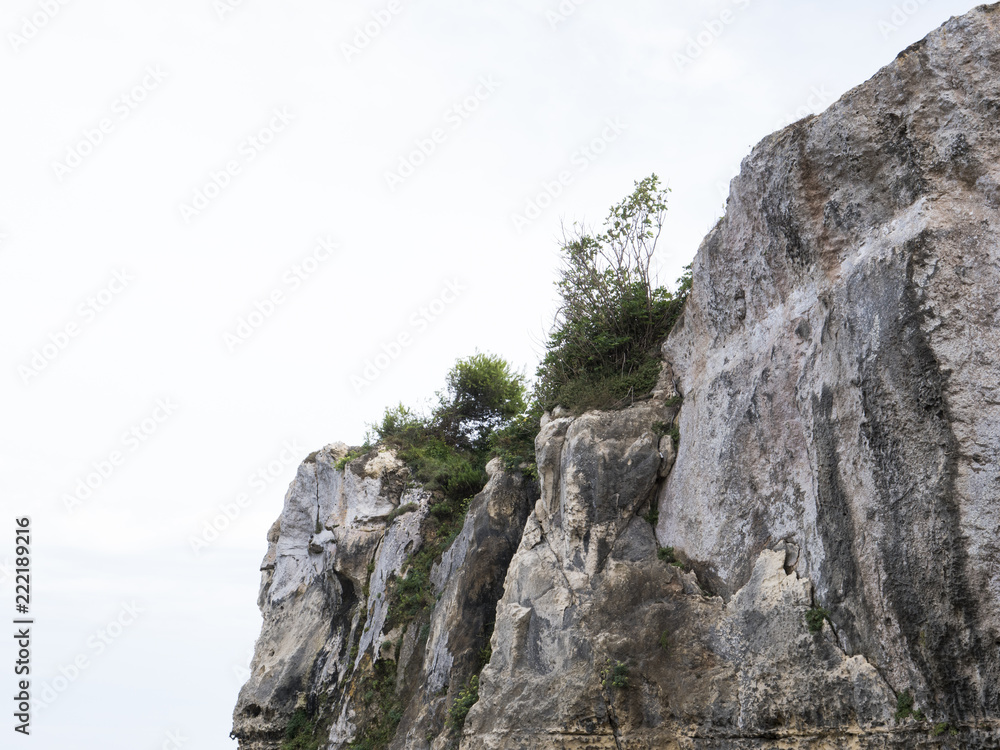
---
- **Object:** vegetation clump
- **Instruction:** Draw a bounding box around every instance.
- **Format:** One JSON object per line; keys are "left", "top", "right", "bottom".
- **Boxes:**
{"left": 368, "top": 354, "right": 526, "bottom": 633}
{"left": 447, "top": 674, "right": 480, "bottom": 733}
{"left": 805, "top": 606, "right": 830, "bottom": 633}
{"left": 534, "top": 174, "right": 691, "bottom": 414}
{"left": 384, "top": 502, "right": 419, "bottom": 524}
{"left": 652, "top": 420, "right": 671, "bottom": 436}
{"left": 335, "top": 447, "right": 367, "bottom": 471}
{"left": 659, "top": 630, "right": 670, "bottom": 651}
{"left": 931, "top": 721, "right": 958, "bottom": 737}
{"left": 600, "top": 659, "right": 630, "bottom": 690}
{"left": 488, "top": 402, "right": 544, "bottom": 479}
{"left": 281, "top": 707, "right": 322, "bottom": 750}
{"left": 891, "top": 690, "right": 925, "bottom": 723}
{"left": 370, "top": 353, "right": 525, "bottom": 504}
{"left": 484, "top": 176, "right": 692, "bottom": 480}
{"left": 346, "top": 658, "right": 404, "bottom": 750}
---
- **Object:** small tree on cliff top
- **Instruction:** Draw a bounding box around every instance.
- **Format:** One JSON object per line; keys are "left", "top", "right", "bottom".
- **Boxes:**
{"left": 435, "top": 352, "right": 526, "bottom": 451}
{"left": 536, "top": 174, "right": 689, "bottom": 412}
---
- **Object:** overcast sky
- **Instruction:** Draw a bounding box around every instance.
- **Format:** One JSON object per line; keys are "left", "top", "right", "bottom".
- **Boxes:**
{"left": 0, "top": 1, "right": 985, "bottom": 748}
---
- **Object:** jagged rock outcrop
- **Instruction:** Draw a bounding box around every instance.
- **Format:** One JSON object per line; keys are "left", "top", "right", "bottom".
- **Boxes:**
{"left": 466, "top": 6, "right": 1000, "bottom": 746}
{"left": 463, "top": 380, "right": 902, "bottom": 749}
{"left": 232, "top": 443, "right": 427, "bottom": 749}
{"left": 659, "top": 2, "right": 1000, "bottom": 737}
{"left": 236, "top": 6, "right": 1000, "bottom": 748}
{"left": 232, "top": 444, "right": 536, "bottom": 750}
{"left": 391, "top": 462, "right": 535, "bottom": 750}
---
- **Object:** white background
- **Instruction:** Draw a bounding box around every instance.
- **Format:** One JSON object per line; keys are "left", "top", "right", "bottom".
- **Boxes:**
{"left": 0, "top": 0, "right": 980, "bottom": 748}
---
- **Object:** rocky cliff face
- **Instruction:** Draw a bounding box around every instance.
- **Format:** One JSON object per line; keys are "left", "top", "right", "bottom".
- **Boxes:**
{"left": 660, "top": 2, "right": 1000, "bottom": 734}
{"left": 236, "top": 5, "right": 1000, "bottom": 748}
{"left": 232, "top": 443, "right": 536, "bottom": 750}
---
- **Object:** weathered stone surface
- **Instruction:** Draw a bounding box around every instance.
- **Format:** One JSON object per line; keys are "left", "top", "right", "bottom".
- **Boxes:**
{"left": 391, "top": 459, "right": 536, "bottom": 750}
{"left": 462, "top": 396, "right": 678, "bottom": 749}
{"left": 236, "top": 6, "right": 1000, "bottom": 748}
{"left": 660, "top": 2, "right": 1000, "bottom": 735}
{"left": 462, "top": 395, "right": 906, "bottom": 749}
{"left": 233, "top": 444, "right": 537, "bottom": 750}
{"left": 232, "top": 444, "right": 432, "bottom": 750}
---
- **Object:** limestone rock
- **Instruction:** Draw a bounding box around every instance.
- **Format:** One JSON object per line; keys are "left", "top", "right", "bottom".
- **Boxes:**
{"left": 232, "top": 443, "right": 537, "bottom": 750}
{"left": 390, "top": 460, "right": 536, "bottom": 750}
{"left": 462, "top": 395, "right": 900, "bottom": 749}
{"left": 232, "top": 444, "right": 431, "bottom": 750}
{"left": 234, "top": 6, "right": 1000, "bottom": 747}
{"left": 660, "top": 2, "right": 1000, "bottom": 727}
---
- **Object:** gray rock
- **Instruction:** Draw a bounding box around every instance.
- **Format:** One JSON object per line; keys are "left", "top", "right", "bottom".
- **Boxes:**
{"left": 232, "top": 444, "right": 430, "bottom": 750}
{"left": 391, "top": 459, "right": 536, "bottom": 750}
{"left": 661, "top": 2, "right": 1000, "bottom": 725}
{"left": 235, "top": 6, "right": 1000, "bottom": 747}
{"left": 232, "top": 444, "right": 536, "bottom": 750}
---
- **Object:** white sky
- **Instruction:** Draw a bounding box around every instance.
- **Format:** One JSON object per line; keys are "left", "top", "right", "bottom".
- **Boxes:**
{"left": 0, "top": 1, "right": 982, "bottom": 748}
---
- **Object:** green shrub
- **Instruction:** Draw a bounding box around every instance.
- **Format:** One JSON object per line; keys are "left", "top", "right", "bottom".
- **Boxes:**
{"left": 805, "top": 606, "right": 829, "bottom": 633}
{"left": 335, "top": 447, "right": 368, "bottom": 471}
{"left": 347, "top": 658, "right": 403, "bottom": 750}
{"left": 659, "top": 630, "right": 670, "bottom": 651}
{"left": 668, "top": 423, "right": 680, "bottom": 448}
{"left": 387, "top": 555, "right": 433, "bottom": 627}
{"left": 447, "top": 675, "right": 480, "bottom": 733}
{"left": 535, "top": 175, "right": 690, "bottom": 414}
{"left": 600, "top": 659, "right": 630, "bottom": 690}
{"left": 895, "top": 690, "right": 918, "bottom": 721}
{"left": 371, "top": 353, "right": 526, "bottom": 455}
{"left": 489, "top": 403, "right": 543, "bottom": 479}
{"left": 477, "top": 643, "right": 492, "bottom": 671}
{"left": 435, "top": 353, "right": 526, "bottom": 451}
{"left": 657, "top": 545, "right": 687, "bottom": 570}
{"left": 281, "top": 708, "right": 321, "bottom": 750}
{"left": 362, "top": 560, "right": 376, "bottom": 599}
{"left": 366, "top": 403, "right": 424, "bottom": 445}
{"left": 370, "top": 406, "right": 493, "bottom": 512}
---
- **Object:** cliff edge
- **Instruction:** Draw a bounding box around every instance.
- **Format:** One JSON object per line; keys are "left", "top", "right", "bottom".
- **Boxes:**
{"left": 235, "top": 5, "right": 1000, "bottom": 748}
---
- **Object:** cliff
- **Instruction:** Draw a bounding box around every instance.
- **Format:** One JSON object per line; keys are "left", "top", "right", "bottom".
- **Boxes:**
{"left": 234, "top": 5, "right": 1000, "bottom": 748}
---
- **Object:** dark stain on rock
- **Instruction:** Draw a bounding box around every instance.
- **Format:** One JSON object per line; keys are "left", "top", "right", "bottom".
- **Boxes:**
{"left": 878, "top": 113, "right": 928, "bottom": 208}
{"left": 945, "top": 132, "right": 984, "bottom": 188}
{"left": 847, "top": 234, "right": 993, "bottom": 717}
{"left": 763, "top": 186, "right": 810, "bottom": 268}
{"left": 811, "top": 385, "right": 869, "bottom": 654}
